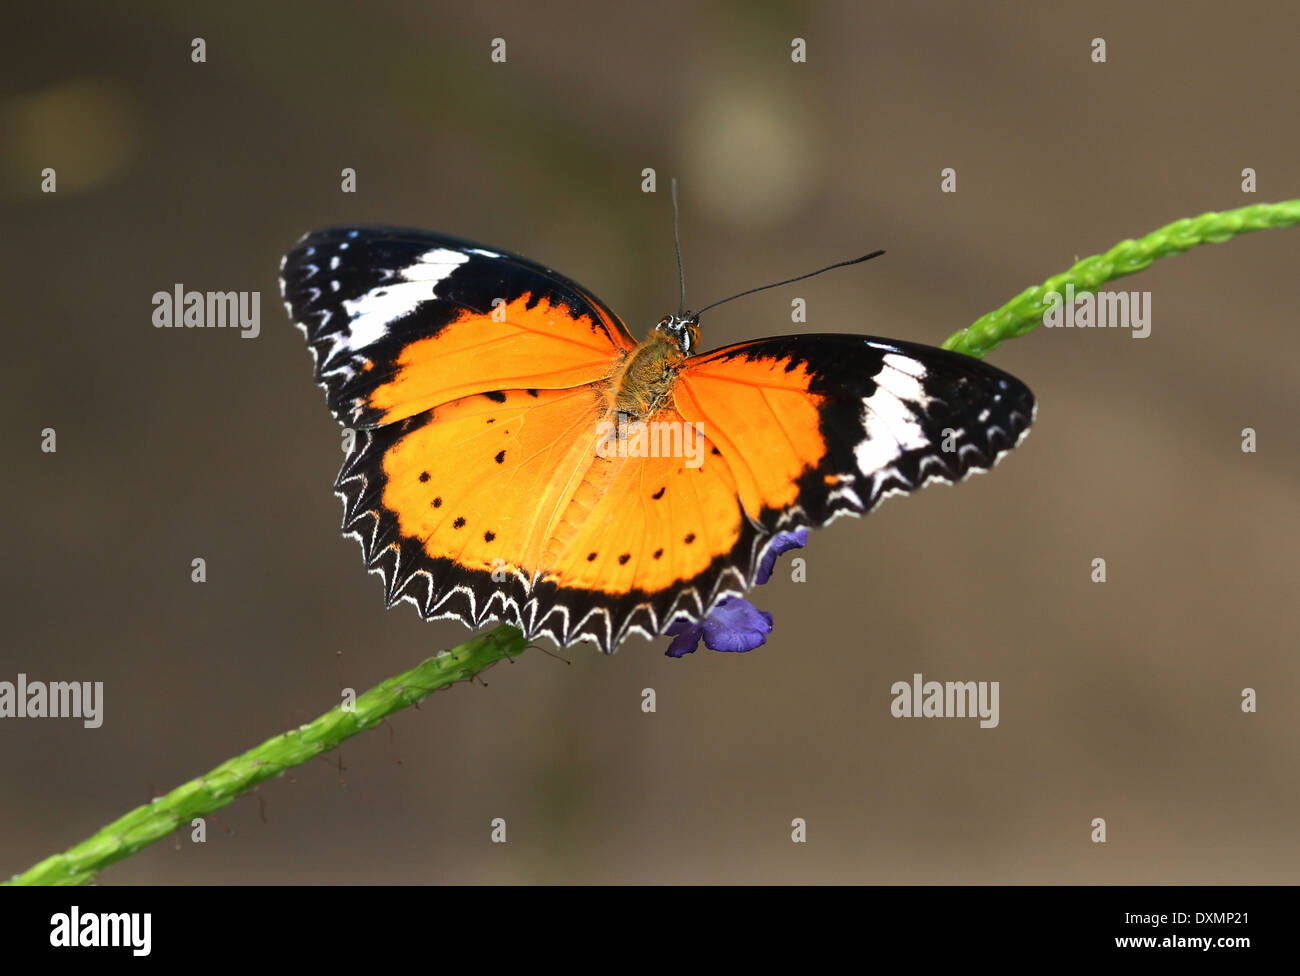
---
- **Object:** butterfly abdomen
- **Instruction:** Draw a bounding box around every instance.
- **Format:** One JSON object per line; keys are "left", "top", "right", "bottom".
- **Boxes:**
{"left": 538, "top": 447, "right": 618, "bottom": 570}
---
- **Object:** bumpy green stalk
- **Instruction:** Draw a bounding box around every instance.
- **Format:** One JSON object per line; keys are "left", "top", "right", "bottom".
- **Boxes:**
{"left": 8, "top": 627, "right": 527, "bottom": 885}
{"left": 942, "top": 200, "right": 1300, "bottom": 358}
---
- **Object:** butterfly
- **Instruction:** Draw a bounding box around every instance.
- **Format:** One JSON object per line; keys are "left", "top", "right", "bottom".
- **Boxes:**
{"left": 280, "top": 226, "right": 1035, "bottom": 654}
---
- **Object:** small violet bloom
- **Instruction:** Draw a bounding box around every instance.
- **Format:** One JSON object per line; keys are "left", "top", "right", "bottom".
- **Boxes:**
{"left": 664, "top": 527, "right": 807, "bottom": 657}
{"left": 755, "top": 527, "right": 808, "bottom": 585}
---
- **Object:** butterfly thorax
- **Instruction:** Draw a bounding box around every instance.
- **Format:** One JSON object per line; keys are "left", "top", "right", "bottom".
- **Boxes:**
{"left": 611, "top": 316, "right": 699, "bottom": 420}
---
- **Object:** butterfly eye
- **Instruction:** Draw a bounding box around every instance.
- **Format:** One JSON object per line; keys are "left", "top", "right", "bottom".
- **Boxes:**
{"left": 654, "top": 315, "right": 699, "bottom": 354}
{"left": 684, "top": 320, "right": 701, "bottom": 354}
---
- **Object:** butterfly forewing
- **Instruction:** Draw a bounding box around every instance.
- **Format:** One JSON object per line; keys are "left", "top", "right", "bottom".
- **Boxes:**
{"left": 279, "top": 227, "right": 635, "bottom": 428}
{"left": 674, "top": 334, "right": 1036, "bottom": 533}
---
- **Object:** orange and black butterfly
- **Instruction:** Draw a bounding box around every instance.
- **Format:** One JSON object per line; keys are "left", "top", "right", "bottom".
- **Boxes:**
{"left": 281, "top": 226, "right": 1034, "bottom": 654}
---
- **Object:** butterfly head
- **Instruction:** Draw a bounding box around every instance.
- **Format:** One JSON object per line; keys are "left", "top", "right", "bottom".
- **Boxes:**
{"left": 654, "top": 313, "right": 701, "bottom": 356}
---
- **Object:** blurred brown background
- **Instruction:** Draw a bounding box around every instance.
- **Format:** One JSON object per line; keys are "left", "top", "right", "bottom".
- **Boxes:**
{"left": 2, "top": 1, "right": 1297, "bottom": 884}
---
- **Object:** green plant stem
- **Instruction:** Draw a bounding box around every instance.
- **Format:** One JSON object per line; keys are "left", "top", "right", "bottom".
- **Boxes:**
{"left": 9, "top": 198, "right": 1298, "bottom": 886}
{"left": 7, "top": 626, "right": 528, "bottom": 885}
{"left": 941, "top": 200, "right": 1300, "bottom": 358}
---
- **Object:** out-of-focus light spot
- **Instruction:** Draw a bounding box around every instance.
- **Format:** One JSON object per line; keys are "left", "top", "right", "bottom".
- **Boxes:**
{"left": 0, "top": 79, "right": 139, "bottom": 201}
{"left": 681, "top": 83, "right": 820, "bottom": 227}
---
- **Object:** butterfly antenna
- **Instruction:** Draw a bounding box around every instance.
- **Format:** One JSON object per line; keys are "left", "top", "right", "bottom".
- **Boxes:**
{"left": 693, "top": 249, "right": 886, "bottom": 317}
{"left": 671, "top": 178, "right": 686, "bottom": 317}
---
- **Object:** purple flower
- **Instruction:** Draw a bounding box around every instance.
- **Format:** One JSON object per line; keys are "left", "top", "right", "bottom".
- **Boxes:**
{"left": 664, "top": 597, "right": 773, "bottom": 657}
{"left": 663, "top": 527, "right": 807, "bottom": 657}
{"left": 756, "top": 527, "right": 808, "bottom": 585}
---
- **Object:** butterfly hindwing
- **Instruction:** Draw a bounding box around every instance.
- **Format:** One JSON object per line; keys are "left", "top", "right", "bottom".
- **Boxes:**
{"left": 336, "top": 389, "right": 763, "bottom": 651}
{"left": 523, "top": 406, "right": 760, "bottom": 647}
{"left": 336, "top": 387, "right": 611, "bottom": 633}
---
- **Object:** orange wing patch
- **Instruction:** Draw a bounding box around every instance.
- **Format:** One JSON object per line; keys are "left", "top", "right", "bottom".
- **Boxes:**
{"left": 384, "top": 394, "right": 744, "bottom": 599}
{"left": 540, "top": 407, "right": 745, "bottom": 596}
{"left": 368, "top": 294, "right": 631, "bottom": 425}
{"left": 673, "top": 353, "right": 827, "bottom": 520}
{"left": 381, "top": 386, "right": 609, "bottom": 578}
